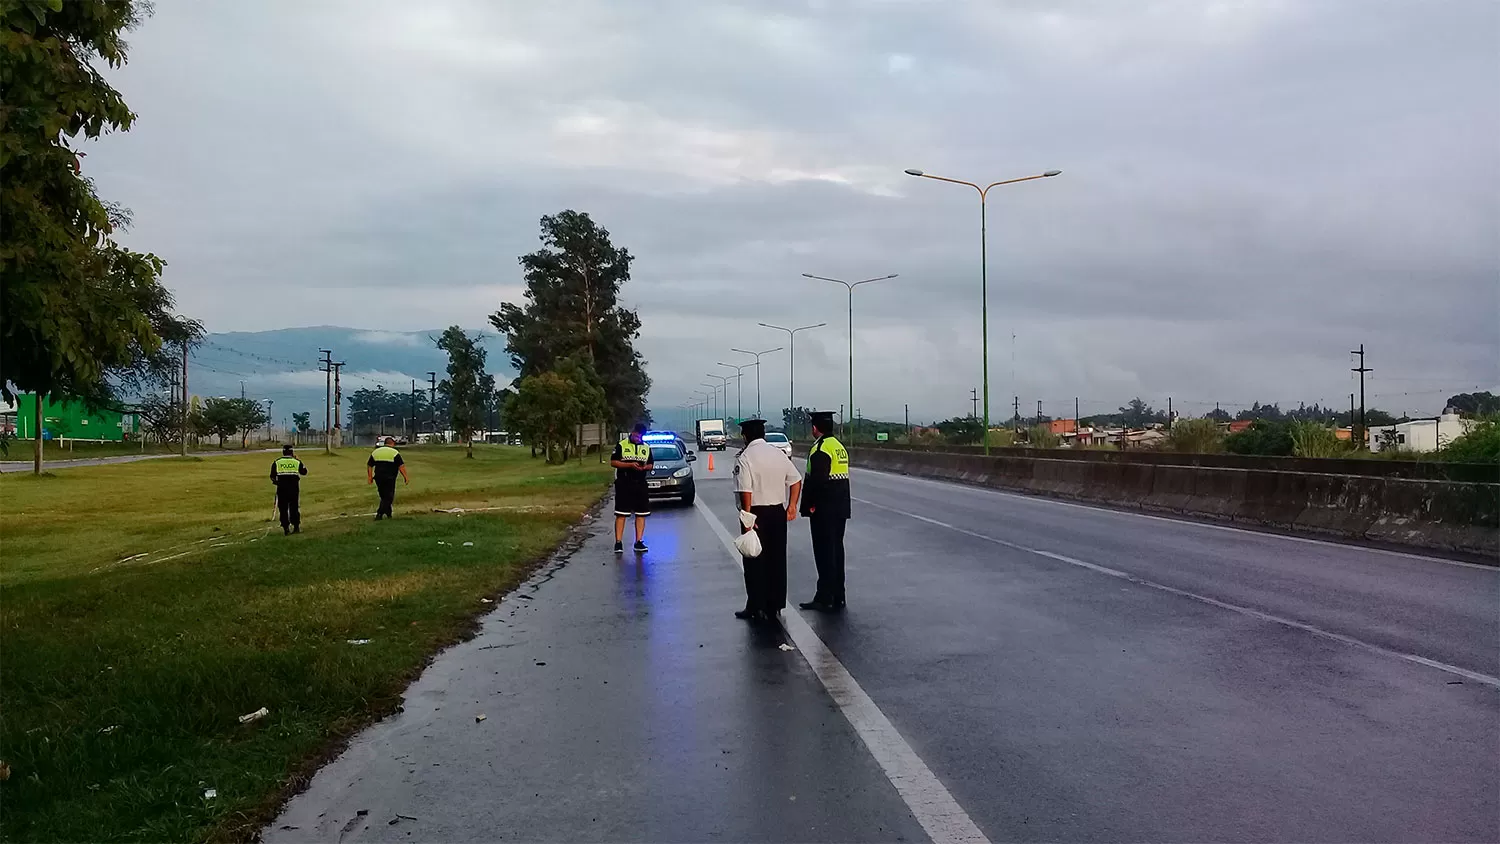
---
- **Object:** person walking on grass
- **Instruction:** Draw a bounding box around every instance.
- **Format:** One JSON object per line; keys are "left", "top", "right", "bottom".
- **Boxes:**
{"left": 367, "top": 436, "right": 409, "bottom": 520}
{"left": 611, "top": 423, "right": 654, "bottom": 554}
{"left": 271, "top": 444, "right": 308, "bottom": 535}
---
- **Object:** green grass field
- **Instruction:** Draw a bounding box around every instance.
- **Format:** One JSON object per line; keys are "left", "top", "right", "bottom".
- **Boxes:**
{"left": 0, "top": 446, "right": 610, "bottom": 842}
{"left": 2, "top": 439, "right": 280, "bottom": 462}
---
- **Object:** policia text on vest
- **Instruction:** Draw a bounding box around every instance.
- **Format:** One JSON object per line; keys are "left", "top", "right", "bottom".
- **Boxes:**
{"left": 270, "top": 447, "right": 308, "bottom": 535}
{"left": 367, "top": 439, "right": 410, "bottom": 520}
{"left": 798, "top": 414, "right": 850, "bottom": 611}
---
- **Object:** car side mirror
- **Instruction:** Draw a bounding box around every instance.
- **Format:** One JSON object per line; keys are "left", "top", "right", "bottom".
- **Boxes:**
{"left": 687, "top": 452, "right": 697, "bottom": 462}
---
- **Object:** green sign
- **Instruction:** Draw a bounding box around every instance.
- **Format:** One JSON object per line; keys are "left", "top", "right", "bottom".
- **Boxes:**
{"left": 876, "top": 432, "right": 889, "bottom": 442}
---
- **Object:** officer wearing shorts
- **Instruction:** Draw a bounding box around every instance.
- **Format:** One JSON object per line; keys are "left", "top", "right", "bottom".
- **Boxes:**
{"left": 611, "top": 424, "right": 654, "bottom": 554}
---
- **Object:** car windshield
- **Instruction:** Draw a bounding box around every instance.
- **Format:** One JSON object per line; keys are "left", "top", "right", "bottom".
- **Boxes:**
{"left": 650, "top": 445, "right": 683, "bottom": 461}
{"left": 765, "top": 433, "right": 788, "bottom": 443}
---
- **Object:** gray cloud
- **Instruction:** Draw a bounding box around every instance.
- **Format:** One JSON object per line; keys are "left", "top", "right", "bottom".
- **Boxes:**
{"left": 88, "top": 0, "right": 1498, "bottom": 423}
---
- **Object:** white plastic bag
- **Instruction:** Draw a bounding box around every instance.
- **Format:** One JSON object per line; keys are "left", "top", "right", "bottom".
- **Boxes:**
{"left": 734, "top": 511, "right": 762, "bottom": 557}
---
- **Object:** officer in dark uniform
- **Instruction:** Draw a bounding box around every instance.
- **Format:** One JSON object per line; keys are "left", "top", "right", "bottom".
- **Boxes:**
{"left": 367, "top": 436, "right": 409, "bottom": 520}
{"left": 270, "top": 445, "right": 308, "bottom": 535}
{"left": 799, "top": 411, "right": 851, "bottom": 611}
{"left": 610, "top": 423, "right": 654, "bottom": 554}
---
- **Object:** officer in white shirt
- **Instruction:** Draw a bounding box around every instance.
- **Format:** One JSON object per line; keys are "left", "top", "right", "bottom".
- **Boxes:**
{"left": 732, "top": 418, "right": 802, "bottom": 621}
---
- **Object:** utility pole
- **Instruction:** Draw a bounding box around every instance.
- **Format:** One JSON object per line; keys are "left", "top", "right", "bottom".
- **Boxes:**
{"left": 1167, "top": 396, "right": 1173, "bottom": 428}
{"left": 1075, "top": 397, "right": 1080, "bottom": 440}
{"left": 1013, "top": 395, "right": 1020, "bottom": 437}
{"left": 1350, "top": 344, "right": 1371, "bottom": 449}
{"left": 319, "top": 349, "right": 333, "bottom": 454}
{"left": 180, "top": 342, "right": 189, "bottom": 457}
{"left": 239, "top": 380, "right": 246, "bottom": 399}
{"left": 905, "top": 404, "right": 910, "bottom": 440}
{"left": 1036, "top": 400, "right": 1043, "bottom": 428}
{"left": 332, "top": 362, "right": 345, "bottom": 448}
{"left": 1349, "top": 393, "right": 1356, "bottom": 442}
{"left": 427, "top": 371, "right": 437, "bottom": 440}
{"left": 265, "top": 399, "right": 274, "bottom": 442}
{"left": 970, "top": 388, "right": 979, "bottom": 419}
{"left": 410, "top": 379, "right": 418, "bottom": 442}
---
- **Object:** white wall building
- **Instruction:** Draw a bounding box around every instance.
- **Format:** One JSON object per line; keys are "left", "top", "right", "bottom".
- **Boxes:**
{"left": 1367, "top": 410, "right": 1473, "bottom": 453}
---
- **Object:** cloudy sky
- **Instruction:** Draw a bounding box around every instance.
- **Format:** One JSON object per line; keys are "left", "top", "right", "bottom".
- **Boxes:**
{"left": 87, "top": 0, "right": 1498, "bottom": 423}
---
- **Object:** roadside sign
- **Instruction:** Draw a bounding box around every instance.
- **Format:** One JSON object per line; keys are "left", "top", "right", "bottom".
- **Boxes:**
{"left": 876, "top": 432, "right": 889, "bottom": 442}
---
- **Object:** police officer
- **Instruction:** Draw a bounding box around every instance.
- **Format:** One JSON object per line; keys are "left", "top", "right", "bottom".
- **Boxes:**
{"left": 799, "top": 411, "right": 850, "bottom": 611}
{"left": 270, "top": 445, "right": 308, "bottom": 535}
{"left": 367, "top": 436, "right": 409, "bottom": 520}
{"left": 611, "top": 423, "right": 654, "bottom": 554}
{"left": 733, "top": 418, "right": 802, "bottom": 621}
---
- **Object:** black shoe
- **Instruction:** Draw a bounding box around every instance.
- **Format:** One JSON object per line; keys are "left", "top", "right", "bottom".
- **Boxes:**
{"left": 292, "top": 525, "right": 300, "bottom": 534}
{"left": 283, "top": 527, "right": 290, "bottom": 536}
{"left": 374, "top": 513, "right": 383, "bottom": 521}
{"left": 633, "top": 540, "right": 648, "bottom": 553}
{"left": 613, "top": 541, "right": 624, "bottom": 554}
{"left": 798, "top": 598, "right": 827, "bottom": 611}
{"left": 734, "top": 608, "right": 758, "bottom": 620}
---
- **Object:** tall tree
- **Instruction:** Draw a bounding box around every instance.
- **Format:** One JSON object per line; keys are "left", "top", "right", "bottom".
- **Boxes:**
{"left": 1445, "top": 391, "right": 1500, "bottom": 417}
{"left": 435, "top": 326, "right": 492, "bottom": 458}
{"left": 1, "top": 0, "right": 201, "bottom": 474}
{"left": 489, "top": 211, "right": 651, "bottom": 429}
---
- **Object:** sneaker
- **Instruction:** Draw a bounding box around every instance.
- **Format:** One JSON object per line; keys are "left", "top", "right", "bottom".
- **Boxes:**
{"left": 613, "top": 541, "right": 624, "bottom": 554}
{"left": 633, "top": 540, "right": 649, "bottom": 553}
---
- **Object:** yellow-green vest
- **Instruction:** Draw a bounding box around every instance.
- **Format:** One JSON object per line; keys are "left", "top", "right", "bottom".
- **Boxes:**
{"left": 371, "top": 445, "right": 400, "bottom": 463}
{"left": 274, "top": 457, "right": 302, "bottom": 475}
{"left": 619, "top": 439, "right": 650, "bottom": 462}
{"left": 808, "top": 435, "right": 850, "bottom": 479}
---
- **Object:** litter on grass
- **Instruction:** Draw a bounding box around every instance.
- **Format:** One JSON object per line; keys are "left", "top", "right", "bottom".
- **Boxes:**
{"left": 99, "top": 725, "right": 120, "bottom": 735}
{"left": 462, "top": 541, "right": 474, "bottom": 547}
{"left": 480, "top": 598, "right": 493, "bottom": 603}
{"left": 238, "top": 707, "right": 269, "bottom": 724}
{"left": 203, "top": 788, "right": 218, "bottom": 800}
{"left": 347, "top": 639, "right": 372, "bottom": 645}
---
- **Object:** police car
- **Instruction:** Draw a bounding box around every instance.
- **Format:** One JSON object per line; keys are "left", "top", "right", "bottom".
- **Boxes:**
{"left": 641, "top": 432, "right": 697, "bottom": 506}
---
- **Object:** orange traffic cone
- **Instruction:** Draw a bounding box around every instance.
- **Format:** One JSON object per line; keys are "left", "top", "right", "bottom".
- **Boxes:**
{"left": 707, "top": 452, "right": 715, "bottom": 473}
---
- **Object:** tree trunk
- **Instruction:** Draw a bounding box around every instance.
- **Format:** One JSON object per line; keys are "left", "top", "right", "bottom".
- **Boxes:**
{"left": 32, "top": 394, "right": 43, "bottom": 475}
{"left": 466, "top": 438, "right": 473, "bottom": 459}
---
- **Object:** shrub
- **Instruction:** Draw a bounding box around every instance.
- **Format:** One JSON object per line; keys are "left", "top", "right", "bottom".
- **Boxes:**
{"left": 1441, "top": 417, "right": 1500, "bottom": 464}
{"left": 1165, "top": 418, "right": 1223, "bottom": 453}
{"left": 1224, "top": 420, "right": 1294, "bottom": 456}
{"left": 1289, "top": 421, "right": 1347, "bottom": 458}
{"left": 1027, "top": 425, "right": 1060, "bottom": 449}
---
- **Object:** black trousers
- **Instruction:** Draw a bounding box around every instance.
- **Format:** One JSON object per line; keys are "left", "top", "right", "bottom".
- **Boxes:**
{"left": 743, "top": 505, "right": 788, "bottom": 614}
{"left": 276, "top": 483, "right": 300, "bottom": 528}
{"left": 375, "top": 476, "right": 397, "bottom": 517}
{"left": 810, "top": 514, "right": 847, "bottom": 604}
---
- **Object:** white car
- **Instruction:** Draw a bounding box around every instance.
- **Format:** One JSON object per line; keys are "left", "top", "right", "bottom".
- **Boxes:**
{"left": 764, "top": 431, "right": 793, "bottom": 456}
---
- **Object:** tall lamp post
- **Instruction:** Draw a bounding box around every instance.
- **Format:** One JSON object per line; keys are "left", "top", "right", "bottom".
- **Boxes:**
{"left": 758, "top": 321, "right": 825, "bottom": 439}
{"left": 705, "top": 374, "right": 731, "bottom": 419}
{"left": 800, "top": 274, "right": 896, "bottom": 443}
{"left": 716, "top": 362, "right": 752, "bottom": 420}
{"left": 701, "top": 381, "right": 723, "bottom": 419}
{"left": 903, "top": 167, "right": 1060, "bottom": 454}
{"left": 730, "top": 346, "right": 783, "bottom": 420}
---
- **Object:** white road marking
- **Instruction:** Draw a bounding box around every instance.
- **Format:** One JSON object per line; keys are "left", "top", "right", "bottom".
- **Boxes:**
{"left": 857, "top": 467, "right": 1496, "bottom": 571}
{"left": 855, "top": 496, "right": 1500, "bottom": 690}
{"left": 694, "top": 498, "right": 989, "bottom": 844}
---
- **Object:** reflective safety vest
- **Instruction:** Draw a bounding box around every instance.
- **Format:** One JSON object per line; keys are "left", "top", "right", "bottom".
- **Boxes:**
{"left": 808, "top": 435, "right": 850, "bottom": 479}
{"left": 274, "top": 457, "right": 302, "bottom": 476}
{"left": 618, "top": 439, "right": 650, "bottom": 463}
{"left": 371, "top": 445, "right": 400, "bottom": 463}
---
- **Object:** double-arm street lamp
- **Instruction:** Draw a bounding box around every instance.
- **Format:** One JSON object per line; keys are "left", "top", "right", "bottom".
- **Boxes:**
{"left": 903, "top": 167, "right": 1061, "bottom": 454}
{"left": 800, "top": 274, "right": 897, "bottom": 443}
{"left": 705, "top": 374, "right": 732, "bottom": 419}
{"left": 716, "top": 362, "right": 752, "bottom": 419}
{"left": 730, "top": 347, "right": 783, "bottom": 419}
{"left": 758, "top": 322, "right": 825, "bottom": 439}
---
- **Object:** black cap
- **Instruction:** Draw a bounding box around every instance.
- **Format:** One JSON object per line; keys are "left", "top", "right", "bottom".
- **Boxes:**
{"left": 739, "top": 418, "right": 766, "bottom": 439}
{"left": 809, "top": 411, "right": 836, "bottom": 431}
{"left": 282, "top": 444, "right": 295, "bottom": 455}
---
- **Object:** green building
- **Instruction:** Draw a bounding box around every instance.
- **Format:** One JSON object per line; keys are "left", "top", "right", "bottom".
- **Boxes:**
{"left": 12, "top": 394, "right": 138, "bottom": 441}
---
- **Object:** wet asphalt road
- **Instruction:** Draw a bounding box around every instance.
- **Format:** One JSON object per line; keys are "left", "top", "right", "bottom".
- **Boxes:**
{"left": 267, "top": 462, "right": 1499, "bottom": 842}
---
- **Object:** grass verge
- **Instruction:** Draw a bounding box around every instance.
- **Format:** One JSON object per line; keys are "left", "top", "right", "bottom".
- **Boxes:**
{"left": 0, "top": 445, "right": 609, "bottom": 842}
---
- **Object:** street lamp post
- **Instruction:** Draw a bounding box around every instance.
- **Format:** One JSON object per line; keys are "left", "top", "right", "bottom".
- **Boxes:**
{"left": 903, "top": 167, "right": 1060, "bottom": 454}
{"left": 705, "top": 374, "right": 731, "bottom": 419}
{"left": 758, "top": 322, "right": 825, "bottom": 439}
{"left": 716, "top": 362, "right": 752, "bottom": 419}
{"left": 800, "top": 274, "right": 896, "bottom": 443}
{"left": 730, "top": 346, "right": 783, "bottom": 420}
{"left": 701, "top": 381, "right": 723, "bottom": 419}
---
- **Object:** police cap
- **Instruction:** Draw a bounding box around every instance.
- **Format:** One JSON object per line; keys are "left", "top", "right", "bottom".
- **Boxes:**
{"left": 282, "top": 444, "right": 295, "bottom": 455}
{"left": 809, "top": 411, "right": 836, "bottom": 432}
{"left": 739, "top": 418, "right": 766, "bottom": 439}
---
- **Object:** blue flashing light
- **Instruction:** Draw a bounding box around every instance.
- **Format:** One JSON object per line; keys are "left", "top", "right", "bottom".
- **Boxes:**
{"left": 641, "top": 432, "right": 676, "bottom": 442}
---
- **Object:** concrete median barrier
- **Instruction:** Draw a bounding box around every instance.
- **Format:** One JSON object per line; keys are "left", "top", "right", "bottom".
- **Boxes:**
{"left": 845, "top": 446, "right": 1498, "bottom": 558}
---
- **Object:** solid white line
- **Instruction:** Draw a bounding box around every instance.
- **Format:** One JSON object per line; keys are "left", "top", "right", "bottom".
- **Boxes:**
{"left": 854, "top": 496, "right": 1500, "bottom": 690}
{"left": 693, "top": 498, "right": 989, "bottom": 844}
{"left": 856, "top": 467, "right": 1496, "bottom": 571}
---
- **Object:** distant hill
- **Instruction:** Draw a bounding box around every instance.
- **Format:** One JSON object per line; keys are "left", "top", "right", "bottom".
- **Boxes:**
{"left": 187, "top": 326, "right": 513, "bottom": 428}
